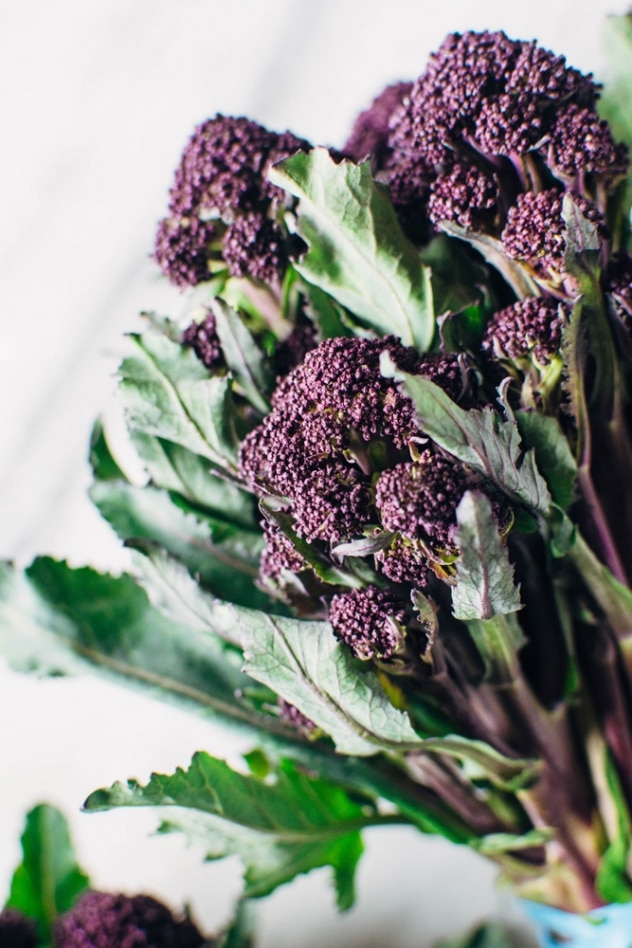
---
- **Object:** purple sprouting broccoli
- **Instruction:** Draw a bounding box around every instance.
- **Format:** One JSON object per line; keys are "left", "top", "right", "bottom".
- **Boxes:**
{"left": 154, "top": 115, "right": 310, "bottom": 288}
{"left": 53, "top": 891, "right": 208, "bottom": 948}
{"left": 343, "top": 81, "right": 413, "bottom": 168}
{"left": 240, "top": 335, "right": 485, "bottom": 601}
{"left": 181, "top": 311, "right": 223, "bottom": 371}
{"left": 343, "top": 30, "right": 626, "bottom": 255}
{"left": 544, "top": 104, "right": 628, "bottom": 182}
{"left": 482, "top": 297, "right": 569, "bottom": 366}
{"left": 375, "top": 450, "right": 468, "bottom": 556}
{"left": 154, "top": 215, "right": 217, "bottom": 289}
{"left": 329, "top": 585, "right": 407, "bottom": 660}
{"left": 0, "top": 909, "right": 38, "bottom": 948}
{"left": 501, "top": 189, "right": 606, "bottom": 280}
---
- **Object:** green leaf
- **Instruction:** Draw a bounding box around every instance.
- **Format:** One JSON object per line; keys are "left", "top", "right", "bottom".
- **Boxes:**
{"left": 89, "top": 479, "right": 269, "bottom": 609}
{"left": 472, "top": 827, "right": 554, "bottom": 857}
{"left": 238, "top": 606, "right": 423, "bottom": 755}
{"left": 84, "top": 752, "right": 377, "bottom": 909}
{"left": 217, "top": 899, "right": 258, "bottom": 948}
{"left": 300, "top": 280, "right": 354, "bottom": 340}
{"left": 383, "top": 358, "right": 551, "bottom": 514}
{"left": 5, "top": 804, "right": 89, "bottom": 941}
{"left": 0, "top": 557, "right": 282, "bottom": 739}
{"left": 439, "top": 222, "right": 539, "bottom": 300}
{"left": 270, "top": 148, "right": 434, "bottom": 351}
{"left": 515, "top": 412, "right": 576, "bottom": 509}
{"left": 128, "top": 433, "right": 258, "bottom": 530}
{"left": 601, "top": 15, "right": 632, "bottom": 146}
{"left": 452, "top": 491, "right": 522, "bottom": 621}
{"left": 209, "top": 299, "right": 274, "bottom": 414}
{"left": 89, "top": 418, "right": 127, "bottom": 482}
{"left": 118, "top": 330, "right": 241, "bottom": 480}
{"left": 596, "top": 750, "right": 632, "bottom": 902}
{"left": 420, "top": 233, "right": 487, "bottom": 324}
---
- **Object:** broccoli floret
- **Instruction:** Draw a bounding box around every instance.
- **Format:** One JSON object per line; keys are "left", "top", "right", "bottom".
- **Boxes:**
{"left": 53, "top": 891, "right": 207, "bottom": 948}
{"left": 154, "top": 115, "right": 310, "bottom": 288}
{"left": 329, "top": 585, "right": 407, "bottom": 660}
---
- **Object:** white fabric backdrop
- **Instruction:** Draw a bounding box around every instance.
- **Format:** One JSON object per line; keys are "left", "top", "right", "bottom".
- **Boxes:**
{"left": 0, "top": 2, "right": 627, "bottom": 944}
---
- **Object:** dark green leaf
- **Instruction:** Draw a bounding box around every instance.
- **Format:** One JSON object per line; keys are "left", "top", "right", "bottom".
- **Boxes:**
{"left": 5, "top": 804, "right": 89, "bottom": 941}
{"left": 89, "top": 418, "right": 127, "bottom": 482}
{"left": 118, "top": 330, "right": 241, "bottom": 480}
{"left": 420, "top": 234, "right": 487, "bottom": 322}
{"left": 89, "top": 479, "right": 269, "bottom": 609}
{"left": 452, "top": 491, "right": 522, "bottom": 621}
{"left": 300, "top": 280, "right": 354, "bottom": 339}
{"left": 270, "top": 149, "right": 434, "bottom": 351}
{"left": 515, "top": 412, "right": 576, "bottom": 509}
{"left": 596, "top": 749, "right": 632, "bottom": 902}
{"left": 383, "top": 359, "right": 551, "bottom": 514}
{"left": 84, "top": 752, "right": 378, "bottom": 909}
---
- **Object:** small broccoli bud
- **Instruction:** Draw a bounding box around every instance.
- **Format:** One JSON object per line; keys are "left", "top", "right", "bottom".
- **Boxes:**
{"left": 501, "top": 189, "right": 605, "bottom": 277}
{"left": 375, "top": 451, "right": 468, "bottom": 555}
{"left": 428, "top": 163, "right": 501, "bottom": 231}
{"left": 182, "top": 312, "right": 223, "bottom": 371}
{"left": 329, "top": 585, "right": 407, "bottom": 660}
{"left": 544, "top": 104, "right": 629, "bottom": 183}
{"left": 0, "top": 909, "right": 38, "bottom": 948}
{"left": 482, "top": 297, "right": 568, "bottom": 365}
{"left": 374, "top": 534, "right": 431, "bottom": 588}
{"left": 154, "top": 215, "right": 216, "bottom": 288}
{"left": 344, "top": 81, "right": 413, "bottom": 167}
{"left": 53, "top": 891, "right": 207, "bottom": 948}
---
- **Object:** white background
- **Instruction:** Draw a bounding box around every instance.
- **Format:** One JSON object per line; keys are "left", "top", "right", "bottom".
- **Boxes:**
{"left": 0, "top": 2, "right": 627, "bottom": 944}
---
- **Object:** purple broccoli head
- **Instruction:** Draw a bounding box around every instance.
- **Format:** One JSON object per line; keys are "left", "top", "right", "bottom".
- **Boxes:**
{"left": 343, "top": 81, "right": 413, "bottom": 167}
{"left": 329, "top": 585, "right": 407, "bottom": 660}
{"left": 482, "top": 297, "right": 569, "bottom": 365}
{"left": 53, "top": 891, "right": 207, "bottom": 948}
{"left": 154, "top": 115, "right": 310, "bottom": 288}
{"left": 182, "top": 312, "right": 223, "bottom": 371}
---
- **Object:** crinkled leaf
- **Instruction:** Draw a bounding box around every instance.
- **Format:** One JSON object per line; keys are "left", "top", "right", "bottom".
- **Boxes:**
{"left": 383, "top": 358, "right": 551, "bottom": 514}
{"left": 515, "top": 412, "right": 576, "bottom": 509}
{"left": 235, "top": 606, "right": 422, "bottom": 756}
{"left": 0, "top": 557, "right": 280, "bottom": 738}
{"left": 209, "top": 299, "right": 274, "bottom": 414}
{"left": 90, "top": 479, "right": 268, "bottom": 610}
{"left": 119, "top": 330, "right": 241, "bottom": 479}
{"left": 270, "top": 148, "right": 434, "bottom": 351}
{"left": 89, "top": 418, "right": 127, "bottom": 482}
{"left": 452, "top": 491, "right": 522, "bottom": 621}
{"left": 84, "top": 752, "right": 373, "bottom": 909}
{"left": 5, "top": 804, "right": 90, "bottom": 940}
